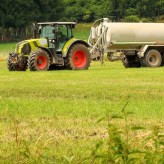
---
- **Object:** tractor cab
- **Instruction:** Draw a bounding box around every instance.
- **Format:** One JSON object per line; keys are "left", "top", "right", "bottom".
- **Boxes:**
{"left": 33, "top": 22, "right": 76, "bottom": 51}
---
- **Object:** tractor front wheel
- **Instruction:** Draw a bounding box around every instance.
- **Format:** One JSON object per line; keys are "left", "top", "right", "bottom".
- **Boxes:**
{"left": 7, "top": 55, "right": 28, "bottom": 71}
{"left": 28, "top": 49, "right": 50, "bottom": 71}
{"left": 65, "top": 44, "right": 91, "bottom": 70}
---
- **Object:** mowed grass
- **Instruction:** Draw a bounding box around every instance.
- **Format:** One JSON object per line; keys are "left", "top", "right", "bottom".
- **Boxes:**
{"left": 0, "top": 25, "right": 163, "bottom": 163}
{"left": 0, "top": 60, "right": 164, "bottom": 162}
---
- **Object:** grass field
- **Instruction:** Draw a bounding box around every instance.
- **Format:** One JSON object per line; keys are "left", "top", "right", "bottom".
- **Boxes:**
{"left": 0, "top": 26, "right": 163, "bottom": 163}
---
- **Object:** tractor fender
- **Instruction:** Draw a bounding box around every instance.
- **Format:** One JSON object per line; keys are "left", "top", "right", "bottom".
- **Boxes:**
{"left": 38, "top": 46, "right": 55, "bottom": 63}
{"left": 62, "top": 38, "right": 90, "bottom": 57}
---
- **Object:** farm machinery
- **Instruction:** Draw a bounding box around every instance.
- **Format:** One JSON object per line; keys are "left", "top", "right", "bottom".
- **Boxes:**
{"left": 88, "top": 18, "right": 164, "bottom": 68}
{"left": 8, "top": 18, "right": 164, "bottom": 71}
{"left": 8, "top": 22, "right": 91, "bottom": 71}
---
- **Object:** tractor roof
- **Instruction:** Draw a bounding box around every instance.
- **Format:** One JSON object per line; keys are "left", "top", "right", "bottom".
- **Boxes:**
{"left": 37, "top": 22, "right": 76, "bottom": 26}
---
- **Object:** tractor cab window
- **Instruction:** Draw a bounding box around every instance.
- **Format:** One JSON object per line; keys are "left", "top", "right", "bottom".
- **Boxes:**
{"left": 39, "top": 24, "right": 73, "bottom": 50}
{"left": 67, "top": 25, "right": 73, "bottom": 38}
{"left": 40, "top": 25, "right": 54, "bottom": 39}
{"left": 55, "top": 25, "right": 73, "bottom": 50}
{"left": 57, "top": 25, "right": 67, "bottom": 41}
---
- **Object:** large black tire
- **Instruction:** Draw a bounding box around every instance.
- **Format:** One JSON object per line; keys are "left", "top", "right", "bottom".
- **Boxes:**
{"left": 139, "top": 58, "right": 146, "bottom": 67}
{"left": 7, "top": 56, "right": 28, "bottom": 71}
{"left": 142, "top": 49, "right": 162, "bottom": 67}
{"left": 28, "top": 49, "right": 50, "bottom": 71}
{"left": 122, "top": 56, "right": 141, "bottom": 68}
{"left": 65, "top": 44, "right": 91, "bottom": 70}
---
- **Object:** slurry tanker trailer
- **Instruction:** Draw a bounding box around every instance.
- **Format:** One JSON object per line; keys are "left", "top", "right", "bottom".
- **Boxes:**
{"left": 88, "top": 18, "right": 164, "bottom": 68}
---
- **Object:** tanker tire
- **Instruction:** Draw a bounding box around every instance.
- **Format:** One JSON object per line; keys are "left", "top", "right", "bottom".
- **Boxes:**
{"left": 143, "top": 49, "right": 162, "bottom": 67}
{"left": 65, "top": 44, "right": 91, "bottom": 70}
{"left": 122, "top": 57, "right": 130, "bottom": 68}
{"left": 28, "top": 49, "right": 50, "bottom": 71}
{"left": 7, "top": 56, "right": 28, "bottom": 71}
{"left": 122, "top": 56, "right": 141, "bottom": 68}
{"left": 140, "top": 58, "right": 146, "bottom": 67}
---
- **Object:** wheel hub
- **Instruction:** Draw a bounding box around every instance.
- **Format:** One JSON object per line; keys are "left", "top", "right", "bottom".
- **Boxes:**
{"left": 75, "top": 57, "right": 78, "bottom": 61}
{"left": 73, "top": 50, "right": 87, "bottom": 68}
{"left": 149, "top": 55, "right": 157, "bottom": 64}
{"left": 36, "top": 56, "right": 47, "bottom": 69}
{"left": 37, "top": 59, "right": 43, "bottom": 65}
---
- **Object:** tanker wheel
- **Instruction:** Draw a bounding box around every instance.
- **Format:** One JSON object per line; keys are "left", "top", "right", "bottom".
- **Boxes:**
{"left": 143, "top": 49, "right": 162, "bottom": 67}
{"left": 122, "top": 56, "right": 141, "bottom": 68}
{"left": 65, "top": 44, "right": 91, "bottom": 70}
{"left": 7, "top": 56, "right": 28, "bottom": 71}
{"left": 28, "top": 49, "right": 50, "bottom": 71}
{"left": 139, "top": 58, "right": 146, "bottom": 67}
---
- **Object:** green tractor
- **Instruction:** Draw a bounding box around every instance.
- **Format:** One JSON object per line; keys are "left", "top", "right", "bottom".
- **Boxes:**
{"left": 7, "top": 22, "right": 91, "bottom": 71}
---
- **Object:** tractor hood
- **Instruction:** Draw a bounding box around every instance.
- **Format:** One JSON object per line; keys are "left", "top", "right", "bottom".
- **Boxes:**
{"left": 15, "top": 38, "right": 48, "bottom": 55}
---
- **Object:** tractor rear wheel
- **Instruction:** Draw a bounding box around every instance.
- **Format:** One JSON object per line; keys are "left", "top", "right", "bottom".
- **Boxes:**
{"left": 65, "top": 44, "right": 91, "bottom": 70}
{"left": 7, "top": 56, "right": 28, "bottom": 71}
{"left": 28, "top": 49, "right": 50, "bottom": 71}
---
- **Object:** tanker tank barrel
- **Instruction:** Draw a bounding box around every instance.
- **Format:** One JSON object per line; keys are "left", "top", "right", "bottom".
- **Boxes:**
{"left": 89, "top": 18, "right": 164, "bottom": 62}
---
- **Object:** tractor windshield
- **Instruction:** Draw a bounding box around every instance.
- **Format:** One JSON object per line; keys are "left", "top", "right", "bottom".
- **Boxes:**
{"left": 40, "top": 25, "right": 54, "bottom": 39}
{"left": 40, "top": 25, "right": 72, "bottom": 40}
{"left": 39, "top": 24, "right": 73, "bottom": 50}
{"left": 56, "top": 25, "right": 72, "bottom": 50}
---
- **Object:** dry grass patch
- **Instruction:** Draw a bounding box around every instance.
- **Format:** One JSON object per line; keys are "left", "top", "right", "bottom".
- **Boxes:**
{"left": 0, "top": 57, "right": 5, "bottom": 61}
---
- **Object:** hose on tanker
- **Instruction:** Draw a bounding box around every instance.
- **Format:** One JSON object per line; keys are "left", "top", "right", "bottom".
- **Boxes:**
{"left": 88, "top": 33, "right": 92, "bottom": 47}
{"left": 88, "top": 18, "right": 104, "bottom": 47}
{"left": 92, "top": 18, "right": 103, "bottom": 27}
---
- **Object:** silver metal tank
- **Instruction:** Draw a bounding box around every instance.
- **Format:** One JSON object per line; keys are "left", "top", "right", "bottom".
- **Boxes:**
{"left": 89, "top": 18, "right": 164, "bottom": 52}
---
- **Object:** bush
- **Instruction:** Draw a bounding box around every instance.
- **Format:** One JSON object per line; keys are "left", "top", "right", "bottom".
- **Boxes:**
{"left": 124, "top": 15, "right": 140, "bottom": 22}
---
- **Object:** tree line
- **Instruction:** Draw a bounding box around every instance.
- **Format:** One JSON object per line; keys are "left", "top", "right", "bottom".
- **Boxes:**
{"left": 0, "top": 0, "right": 164, "bottom": 41}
